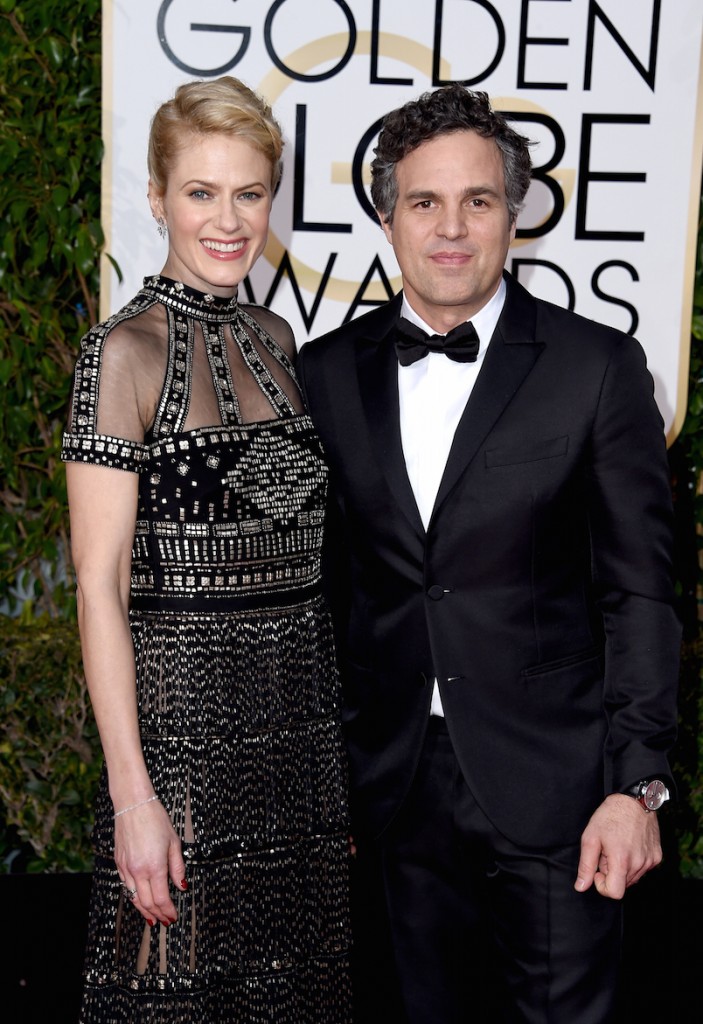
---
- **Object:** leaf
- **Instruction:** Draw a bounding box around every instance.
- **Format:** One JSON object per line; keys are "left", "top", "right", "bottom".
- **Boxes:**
{"left": 105, "top": 250, "right": 123, "bottom": 284}
{"left": 52, "top": 185, "right": 69, "bottom": 210}
{"left": 38, "top": 34, "right": 65, "bottom": 69}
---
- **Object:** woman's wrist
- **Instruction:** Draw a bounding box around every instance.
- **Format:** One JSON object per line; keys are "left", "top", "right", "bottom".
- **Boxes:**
{"left": 113, "top": 794, "right": 160, "bottom": 819}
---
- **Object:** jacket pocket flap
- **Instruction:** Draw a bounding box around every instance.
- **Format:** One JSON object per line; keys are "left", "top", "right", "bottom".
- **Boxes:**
{"left": 485, "top": 435, "right": 569, "bottom": 468}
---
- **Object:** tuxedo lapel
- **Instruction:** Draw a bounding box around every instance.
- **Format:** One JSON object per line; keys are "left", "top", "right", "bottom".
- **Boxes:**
{"left": 432, "top": 275, "right": 543, "bottom": 517}
{"left": 355, "top": 296, "right": 426, "bottom": 538}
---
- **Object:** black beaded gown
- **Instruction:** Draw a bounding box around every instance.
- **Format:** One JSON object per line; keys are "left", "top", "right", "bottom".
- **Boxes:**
{"left": 61, "top": 276, "right": 352, "bottom": 1022}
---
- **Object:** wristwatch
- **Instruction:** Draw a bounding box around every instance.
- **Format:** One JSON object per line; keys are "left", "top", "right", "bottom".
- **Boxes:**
{"left": 628, "top": 779, "right": 670, "bottom": 812}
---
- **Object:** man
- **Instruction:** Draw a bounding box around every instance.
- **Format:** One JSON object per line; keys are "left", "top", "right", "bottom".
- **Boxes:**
{"left": 297, "top": 86, "right": 680, "bottom": 1023}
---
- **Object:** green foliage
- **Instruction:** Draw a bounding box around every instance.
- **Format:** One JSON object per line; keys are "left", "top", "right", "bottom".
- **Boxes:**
{"left": 672, "top": 634, "right": 703, "bottom": 878}
{"left": 0, "top": 617, "right": 102, "bottom": 872}
{"left": 680, "top": 190, "right": 703, "bottom": 500}
{"left": 672, "top": 188, "right": 703, "bottom": 878}
{"left": 0, "top": 1, "right": 102, "bottom": 617}
{"left": 0, "top": 0, "right": 104, "bottom": 873}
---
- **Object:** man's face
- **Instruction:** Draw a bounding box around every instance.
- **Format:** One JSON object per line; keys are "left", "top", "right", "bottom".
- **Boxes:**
{"left": 380, "top": 130, "right": 516, "bottom": 333}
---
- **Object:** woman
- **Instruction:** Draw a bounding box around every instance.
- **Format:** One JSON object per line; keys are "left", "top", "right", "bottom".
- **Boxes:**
{"left": 62, "top": 77, "right": 352, "bottom": 1022}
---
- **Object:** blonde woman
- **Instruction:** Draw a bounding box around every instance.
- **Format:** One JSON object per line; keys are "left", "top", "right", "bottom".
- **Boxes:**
{"left": 63, "top": 77, "right": 351, "bottom": 1022}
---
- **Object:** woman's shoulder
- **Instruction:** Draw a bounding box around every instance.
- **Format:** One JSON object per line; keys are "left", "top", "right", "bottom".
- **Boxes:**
{"left": 241, "top": 302, "right": 296, "bottom": 360}
{"left": 79, "top": 292, "right": 166, "bottom": 362}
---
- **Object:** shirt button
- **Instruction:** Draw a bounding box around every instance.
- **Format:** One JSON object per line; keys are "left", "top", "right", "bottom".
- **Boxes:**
{"left": 427, "top": 584, "right": 445, "bottom": 600}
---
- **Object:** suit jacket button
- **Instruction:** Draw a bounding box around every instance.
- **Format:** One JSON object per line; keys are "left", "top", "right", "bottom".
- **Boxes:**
{"left": 427, "top": 584, "right": 444, "bottom": 600}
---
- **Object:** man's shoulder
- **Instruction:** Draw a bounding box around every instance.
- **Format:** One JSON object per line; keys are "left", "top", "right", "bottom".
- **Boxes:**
{"left": 539, "top": 296, "right": 630, "bottom": 344}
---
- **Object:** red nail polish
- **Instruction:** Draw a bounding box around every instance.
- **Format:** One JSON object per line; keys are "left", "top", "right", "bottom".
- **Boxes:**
{"left": 147, "top": 919, "right": 155, "bottom": 927}
{"left": 180, "top": 878, "right": 188, "bottom": 890}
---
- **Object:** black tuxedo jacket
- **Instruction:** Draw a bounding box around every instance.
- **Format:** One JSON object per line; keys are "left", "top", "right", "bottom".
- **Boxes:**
{"left": 298, "top": 273, "right": 680, "bottom": 848}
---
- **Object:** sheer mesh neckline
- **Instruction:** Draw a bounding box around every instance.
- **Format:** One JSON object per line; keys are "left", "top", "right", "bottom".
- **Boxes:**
{"left": 143, "top": 275, "right": 239, "bottom": 322}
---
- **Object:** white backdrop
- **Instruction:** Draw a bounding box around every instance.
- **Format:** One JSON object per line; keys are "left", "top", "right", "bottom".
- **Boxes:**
{"left": 102, "top": 0, "right": 703, "bottom": 440}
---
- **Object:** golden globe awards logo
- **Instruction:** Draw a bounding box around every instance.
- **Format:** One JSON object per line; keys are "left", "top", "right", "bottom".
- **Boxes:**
{"left": 154, "top": 0, "right": 661, "bottom": 337}
{"left": 106, "top": 0, "right": 702, "bottom": 437}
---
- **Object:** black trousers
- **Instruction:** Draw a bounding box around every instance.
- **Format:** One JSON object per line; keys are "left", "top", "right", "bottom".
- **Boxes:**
{"left": 366, "top": 718, "right": 622, "bottom": 1024}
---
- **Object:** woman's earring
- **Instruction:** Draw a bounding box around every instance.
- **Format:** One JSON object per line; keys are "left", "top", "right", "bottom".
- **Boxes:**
{"left": 157, "top": 218, "right": 167, "bottom": 239}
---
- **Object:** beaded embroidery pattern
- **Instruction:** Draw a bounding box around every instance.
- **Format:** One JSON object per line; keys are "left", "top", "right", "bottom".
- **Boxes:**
{"left": 62, "top": 277, "right": 352, "bottom": 1023}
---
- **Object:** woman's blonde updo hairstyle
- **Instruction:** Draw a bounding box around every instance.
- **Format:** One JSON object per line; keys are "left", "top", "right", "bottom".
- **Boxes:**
{"left": 148, "top": 76, "right": 284, "bottom": 194}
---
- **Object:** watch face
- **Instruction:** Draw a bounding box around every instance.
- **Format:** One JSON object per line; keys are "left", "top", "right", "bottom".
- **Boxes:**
{"left": 644, "top": 780, "right": 668, "bottom": 811}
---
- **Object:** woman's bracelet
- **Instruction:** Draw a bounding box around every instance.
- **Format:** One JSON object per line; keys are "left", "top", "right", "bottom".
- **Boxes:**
{"left": 113, "top": 795, "right": 159, "bottom": 819}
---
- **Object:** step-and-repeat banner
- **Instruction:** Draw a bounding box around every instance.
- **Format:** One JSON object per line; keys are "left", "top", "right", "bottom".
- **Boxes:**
{"left": 103, "top": 0, "right": 703, "bottom": 439}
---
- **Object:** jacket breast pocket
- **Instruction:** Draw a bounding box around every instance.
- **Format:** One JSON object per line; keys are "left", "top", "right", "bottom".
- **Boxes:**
{"left": 485, "top": 435, "right": 569, "bottom": 468}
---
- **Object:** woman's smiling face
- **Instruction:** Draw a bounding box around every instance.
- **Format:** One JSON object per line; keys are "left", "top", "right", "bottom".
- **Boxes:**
{"left": 149, "top": 132, "right": 274, "bottom": 297}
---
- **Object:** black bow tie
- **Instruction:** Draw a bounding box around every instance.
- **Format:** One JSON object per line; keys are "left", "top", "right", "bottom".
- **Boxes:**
{"left": 395, "top": 317, "right": 480, "bottom": 366}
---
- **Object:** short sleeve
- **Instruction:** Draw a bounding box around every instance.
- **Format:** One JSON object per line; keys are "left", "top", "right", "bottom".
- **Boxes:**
{"left": 61, "top": 430, "right": 149, "bottom": 473}
{"left": 61, "top": 315, "right": 151, "bottom": 474}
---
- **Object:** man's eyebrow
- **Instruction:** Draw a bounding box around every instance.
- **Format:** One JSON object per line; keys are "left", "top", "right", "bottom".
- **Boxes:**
{"left": 404, "top": 189, "right": 442, "bottom": 202}
{"left": 403, "top": 185, "right": 502, "bottom": 202}
{"left": 464, "top": 185, "right": 501, "bottom": 199}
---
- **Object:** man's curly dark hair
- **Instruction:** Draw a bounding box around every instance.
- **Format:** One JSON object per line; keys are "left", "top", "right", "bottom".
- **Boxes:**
{"left": 370, "top": 85, "right": 532, "bottom": 225}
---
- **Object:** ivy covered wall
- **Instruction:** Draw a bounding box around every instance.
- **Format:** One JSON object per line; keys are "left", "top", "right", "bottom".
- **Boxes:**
{"left": 0, "top": 1, "right": 701, "bottom": 874}
{"left": 0, "top": 0, "right": 102, "bottom": 619}
{"left": 0, "top": 0, "right": 104, "bottom": 870}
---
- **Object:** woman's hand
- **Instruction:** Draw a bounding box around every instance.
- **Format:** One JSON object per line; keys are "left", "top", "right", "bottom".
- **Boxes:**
{"left": 114, "top": 797, "right": 188, "bottom": 926}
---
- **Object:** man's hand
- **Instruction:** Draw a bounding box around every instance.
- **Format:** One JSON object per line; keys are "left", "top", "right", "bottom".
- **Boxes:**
{"left": 574, "top": 793, "right": 662, "bottom": 899}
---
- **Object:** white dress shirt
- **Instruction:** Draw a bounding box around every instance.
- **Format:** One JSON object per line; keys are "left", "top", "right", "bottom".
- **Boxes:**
{"left": 398, "top": 278, "right": 506, "bottom": 715}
